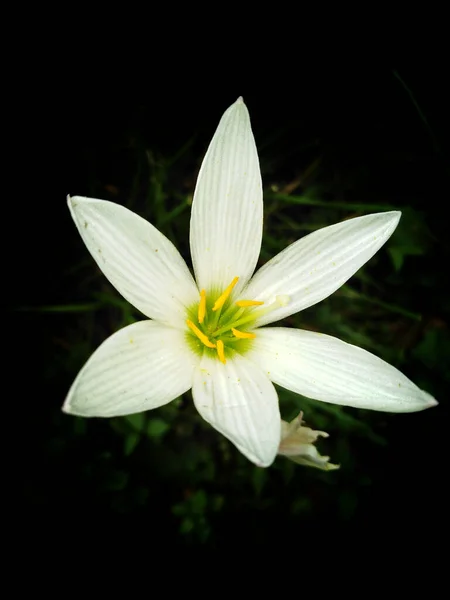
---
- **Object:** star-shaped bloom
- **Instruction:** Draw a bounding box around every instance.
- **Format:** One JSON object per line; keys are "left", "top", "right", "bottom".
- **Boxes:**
{"left": 64, "top": 97, "right": 437, "bottom": 467}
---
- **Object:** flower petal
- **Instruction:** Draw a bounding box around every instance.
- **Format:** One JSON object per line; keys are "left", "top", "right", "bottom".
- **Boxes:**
{"left": 190, "top": 97, "right": 263, "bottom": 296}
{"left": 245, "top": 212, "right": 401, "bottom": 326}
{"left": 192, "top": 353, "right": 280, "bottom": 467}
{"left": 68, "top": 196, "right": 199, "bottom": 327}
{"left": 63, "top": 321, "right": 198, "bottom": 417}
{"left": 250, "top": 328, "right": 437, "bottom": 412}
{"left": 287, "top": 446, "right": 340, "bottom": 471}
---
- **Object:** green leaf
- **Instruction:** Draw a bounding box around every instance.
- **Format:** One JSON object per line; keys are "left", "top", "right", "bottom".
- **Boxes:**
{"left": 387, "top": 207, "right": 431, "bottom": 272}
{"left": 73, "top": 417, "right": 87, "bottom": 436}
{"left": 124, "top": 413, "right": 145, "bottom": 432}
{"left": 180, "top": 517, "right": 195, "bottom": 534}
{"left": 147, "top": 418, "right": 169, "bottom": 438}
{"left": 190, "top": 490, "right": 207, "bottom": 514}
{"left": 106, "top": 470, "right": 129, "bottom": 491}
{"left": 388, "top": 247, "right": 405, "bottom": 272}
{"left": 251, "top": 466, "right": 267, "bottom": 496}
{"left": 124, "top": 432, "right": 140, "bottom": 456}
{"left": 413, "top": 327, "right": 450, "bottom": 378}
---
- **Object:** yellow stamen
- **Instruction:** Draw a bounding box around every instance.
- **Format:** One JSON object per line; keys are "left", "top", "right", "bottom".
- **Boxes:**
{"left": 235, "top": 300, "right": 264, "bottom": 308}
{"left": 186, "top": 319, "right": 216, "bottom": 348}
{"left": 216, "top": 339, "right": 226, "bottom": 364}
{"left": 212, "top": 277, "right": 239, "bottom": 312}
{"left": 198, "top": 289, "right": 207, "bottom": 324}
{"left": 231, "top": 327, "right": 256, "bottom": 339}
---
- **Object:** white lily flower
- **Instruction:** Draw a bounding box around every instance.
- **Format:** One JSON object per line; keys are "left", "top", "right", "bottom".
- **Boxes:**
{"left": 278, "top": 413, "right": 339, "bottom": 471}
{"left": 64, "top": 97, "right": 437, "bottom": 468}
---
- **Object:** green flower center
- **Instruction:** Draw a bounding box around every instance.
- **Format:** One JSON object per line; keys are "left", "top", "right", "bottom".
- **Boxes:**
{"left": 185, "top": 276, "right": 289, "bottom": 363}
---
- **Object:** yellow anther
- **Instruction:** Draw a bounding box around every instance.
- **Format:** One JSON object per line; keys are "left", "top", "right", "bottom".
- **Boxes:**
{"left": 212, "top": 277, "right": 239, "bottom": 312}
{"left": 216, "top": 339, "right": 226, "bottom": 364}
{"left": 186, "top": 319, "right": 216, "bottom": 349}
{"left": 231, "top": 327, "right": 256, "bottom": 339}
{"left": 198, "top": 289, "right": 207, "bottom": 324}
{"left": 235, "top": 300, "right": 264, "bottom": 308}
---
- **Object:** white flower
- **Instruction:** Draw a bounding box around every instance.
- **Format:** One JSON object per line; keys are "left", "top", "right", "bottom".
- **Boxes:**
{"left": 278, "top": 413, "right": 339, "bottom": 471}
{"left": 64, "top": 97, "right": 437, "bottom": 468}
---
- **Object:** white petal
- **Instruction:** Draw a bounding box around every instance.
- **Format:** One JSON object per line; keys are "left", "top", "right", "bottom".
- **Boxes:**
{"left": 68, "top": 196, "right": 199, "bottom": 327}
{"left": 250, "top": 328, "right": 437, "bottom": 413}
{"left": 245, "top": 212, "right": 401, "bottom": 326}
{"left": 190, "top": 97, "right": 263, "bottom": 296}
{"left": 192, "top": 353, "right": 280, "bottom": 467}
{"left": 287, "top": 447, "right": 340, "bottom": 471}
{"left": 63, "top": 321, "right": 198, "bottom": 417}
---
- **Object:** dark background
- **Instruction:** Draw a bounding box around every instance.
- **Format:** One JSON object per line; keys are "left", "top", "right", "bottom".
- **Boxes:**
{"left": 15, "top": 56, "right": 448, "bottom": 551}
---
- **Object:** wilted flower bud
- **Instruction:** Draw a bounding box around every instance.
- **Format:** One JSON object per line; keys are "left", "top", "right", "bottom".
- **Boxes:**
{"left": 278, "top": 412, "right": 339, "bottom": 471}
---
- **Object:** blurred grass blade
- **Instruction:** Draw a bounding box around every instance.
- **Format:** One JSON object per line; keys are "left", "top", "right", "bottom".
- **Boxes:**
{"left": 339, "top": 285, "right": 422, "bottom": 321}
{"left": 268, "top": 192, "right": 395, "bottom": 212}
{"left": 17, "top": 302, "right": 102, "bottom": 313}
